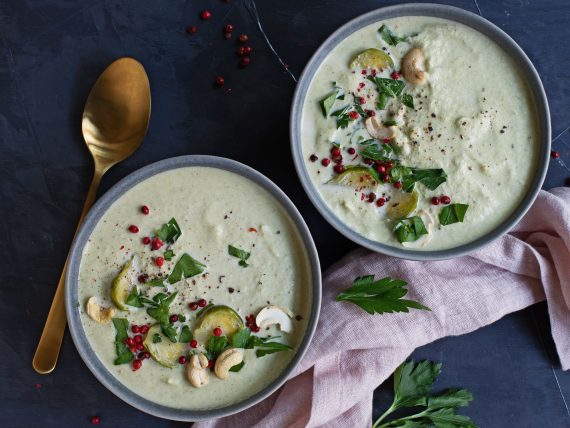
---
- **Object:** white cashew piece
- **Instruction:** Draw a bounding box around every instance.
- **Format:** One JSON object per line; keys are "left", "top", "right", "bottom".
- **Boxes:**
{"left": 86, "top": 297, "right": 115, "bottom": 324}
{"left": 365, "top": 117, "right": 398, "bottom": 140}
{"left": 187, "top": 353, "right": 210, "bottom": 388}
{"left": 214, "top": 348, "right": 244, "bottom": 380}
{"left": 402, "top": 47, "right": 426, "bottom": 85}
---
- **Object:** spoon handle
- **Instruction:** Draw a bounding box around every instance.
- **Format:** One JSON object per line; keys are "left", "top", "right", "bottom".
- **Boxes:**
{"left": 32, "top": 170, "right": 102, "bottom": 374}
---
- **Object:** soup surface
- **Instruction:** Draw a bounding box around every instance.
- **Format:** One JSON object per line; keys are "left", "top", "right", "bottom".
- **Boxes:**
{"left": 301, "top": 16, "right": 538, "bottom": 250}
{"left": 78, "top": 166, "right": 312, "bottom": 410}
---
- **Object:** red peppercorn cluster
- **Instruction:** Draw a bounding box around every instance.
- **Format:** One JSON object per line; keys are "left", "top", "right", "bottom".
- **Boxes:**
{"left": 122, "top": 324, "right": 150, "bottom": 371}
{"left": 245, "top": 314, "right": 260, "bottom": 333}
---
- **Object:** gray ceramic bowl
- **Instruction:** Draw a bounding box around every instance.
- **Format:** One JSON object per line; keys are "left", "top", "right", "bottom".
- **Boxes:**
{"left": 290, "top": 3, "right": 551, "bottom": 260}
{"left": 65, "top": 155, "right": 321, "bottom": 421}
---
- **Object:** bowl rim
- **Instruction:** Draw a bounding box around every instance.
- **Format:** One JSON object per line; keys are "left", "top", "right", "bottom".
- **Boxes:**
{"left": 290, "top": 2, "right": 551, "bottom": 260}
{"left": 64, "top": 155, "right": 322, "bottom": 421}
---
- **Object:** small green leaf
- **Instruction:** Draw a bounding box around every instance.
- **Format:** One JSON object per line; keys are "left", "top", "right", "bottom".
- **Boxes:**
{"left": 368, "top": 76, "right": 405, "bottom": 98}
{"left": 401, "top": 93, "right": 415, "bottom": 109}
{"left": 255, "top": 341, "right": 292, "bottom": 357}
{"left": 229, "top": 361, "right": 245, "bottom": 372}
{"left": 163, "top": 249, "right": 175, "bottom": 261}
{"left": 112, "top": 318, "right": 133, "bottom": 365}
{"left": 320, "top": 91, "right": 338, "bottom": 117}
{"left": 393, "top": 360, "right": 442, "bottom": 408}
{"left": 394, "top": 216, "right": 429, "bottom": 243}
{"left": 179, "top": 325, "right": 193, "bottom": 343}
{"left": 229, "top": 245, "right": 251, "bottom": 268}
{"left": 377, "top": 92, "right": 389, "bottom": 110}
{"left": 231, "top": 328, "right": 252, "bottom": 348}
{"left": 378, "top": 24, "right": 410, "bottom": 46}
{"left": 155, "top": 218, "right": 181, "bottom": 244}
{"left": 161, "top": 324, "right": 178, "bottom": 343}
{"left": 125, "top": 287, "right": 143, "bottom": 308}
{"left": 206, "top": 335, "right": 229, "bottom": 360}
{"left": 439, "top": 204, "right": 469, "bottom": 226}
{"left": 168, "top": 253, "right": 206, "bottom": 283}
{"left": 384, "top": 120, "right": 397, "bottom": 126}
{"left": 152, "top": 333, "right": 162, "bottom": 343}
{"left": 144, "top": 277, "right": 165, "bottom": 287}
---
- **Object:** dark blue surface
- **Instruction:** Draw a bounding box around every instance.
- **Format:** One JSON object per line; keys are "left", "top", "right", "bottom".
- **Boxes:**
{"left": 0, "top": 1, "right": 568, "bottom": 427}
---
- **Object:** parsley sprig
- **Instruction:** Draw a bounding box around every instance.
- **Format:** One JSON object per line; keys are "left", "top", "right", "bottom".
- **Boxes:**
{"left": 228, "top": 245, "right": 251, "bottom": 267}
{"left": 372, "top": 360, "right": 476, "bottom": 428}
{"left": 336, "top": 276, "right": 430, "bottom": 314}
{"left": 378, "top": 24, "right": 412, "bottom": 46}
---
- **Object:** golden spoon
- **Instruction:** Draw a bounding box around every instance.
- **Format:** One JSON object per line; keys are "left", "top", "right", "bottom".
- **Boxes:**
{"left": 32, "top": 57, "right": 151, "bottom": 374}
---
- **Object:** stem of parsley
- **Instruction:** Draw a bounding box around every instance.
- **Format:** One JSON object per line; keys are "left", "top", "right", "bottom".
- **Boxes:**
{"left": 371, "top": 403, "right": 397, "bottom": 428}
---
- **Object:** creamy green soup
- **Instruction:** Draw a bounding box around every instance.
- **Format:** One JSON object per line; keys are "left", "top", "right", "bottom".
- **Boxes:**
{"left": 78, "top": 167, "right": 312, "bottom": 410}
{"left": 301, "top": 16, "right": 538, "bottom": 250}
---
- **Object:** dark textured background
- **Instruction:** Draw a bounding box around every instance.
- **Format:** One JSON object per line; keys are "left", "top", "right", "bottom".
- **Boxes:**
{"left": 1, "top": 0, "right": 569, "bottom": 426}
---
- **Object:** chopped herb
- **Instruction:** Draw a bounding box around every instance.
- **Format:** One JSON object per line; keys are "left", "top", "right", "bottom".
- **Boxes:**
{"left": 439, "top": 204, "right": 469, "bottom": 226}
{"left": 384, "top": 120, "right": 397, "bottom": 126}
{"left": 378, "top": 24, "right": 410, "bottom": 46}
{"left": 367, "top": 76, "right": 405, "bottom": 98}
{"left": 320, "top": 91, "right": 338, "bottom": 117}
{"left": 163, "top": 249, "right": 175, "bottom": 261}
{"left": 195, "top": 303, "right": 214, "bottom": 318}
{"left": 331, "top": 105, "right": 353, "bottom": 129}
{"left": 146, "top": 292, "right": 178, "bottom": 328}
{"left": 336, "top": 275, "right": 430, "bottom": 315}
{"left": 144, "top": 277, "right": 165, "bottom": 287}
{"left": 206, "top": 335, "right": 229, "bottom": 360}
{"left": 178, "top": 314, "right": 186, "bottom": 323}
{"left": 255, "top": 341, "right": 292, "bottom": 357}
{"left": 229, "top": 361, "right": 245, "bottom": 372}
{"left": 231, "top": 328, "right": 252, "bottom": 348}
{"left": 360, "top": 142, "right": 397, "bottom": 162}
{"left": 112, "top": 318, "right": 133, "bottom": 365}
{"left": 390, "top": 167, "right": 447, "bottom": 192}
{"left": 371, "top": 360, "right": 475, "bottom": 428}
{"left": 228, "top": 245, "right": 250, "bottom": 268}
{"left": 231, "top": 328, "right": 290, "bottom": 357}
{"left": 168, "top": 253, "right": 206, "bottom": 283}
{"left": 125, "top": 287, "right": 143, "bottom": 308}
{"left": 401, "top": 93, "right": 415, "bottom": 109}
{"left": 179, "top": 325, "right": 192, "bottom": 343}
{"left": 161, "top": 324, "right": 178, "bottom": 343}
{"left": 377, "top": 92, "right": 389, "bottom": 110}
{"left": 152, "top": 333, "right": 162, "bottom": 344}
{"left": 155, "top": 218, "right": 181, "bottom": 244}
{"left": 394, "top": 216, "right": 429, "bottom": 243}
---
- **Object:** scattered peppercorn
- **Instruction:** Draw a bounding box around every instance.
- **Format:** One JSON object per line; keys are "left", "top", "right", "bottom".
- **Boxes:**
{"left": 215, "top": 76, "right": 225, "bottom": 87}
{"left": 141, "top": 205, "right": 150, "bottom": 215}
{"left": 213, "top": 327, "right": 222, "bottom": 337}
{"left": 431, "top": 196, "right": 440, "bottom": 205}
{"left": 186, "top": 26, "right": 197, "bottom": 34}
{"left": 551, "top": 150, "right": 560, "bottom": 159}
{"left": 224, "top": 24, "right": 233, "bottom": 33}
{"left": 376, "top": 197, "right": 386, "bottom": 207}
{"left": 91, "top": 416, "right": 101, "bottom": 425}
{"left": 309, "top": 154, "right": 318, "bottom": 162}
{"left": 155, "top": 256, "right": 165, "bottom": 267}
{"left": 441, "top": 195, "right": 451, "bottom": 204}
{"left": 128, "top": 225, "right": 139, "bottom": 233}
{"left": 239, "top": 34, "right": 249, "bottom": 43}
{"left": 200, "top": 10, "right": 211, "bottom": 20}
{"left": 178, "top": 356, "right": 187, "bottom": 365}
{"left": 321, "top": 158, "right": 331, "bottom": 167}
{"left": 394, "top": 181, "right": 402, "bottom": 190}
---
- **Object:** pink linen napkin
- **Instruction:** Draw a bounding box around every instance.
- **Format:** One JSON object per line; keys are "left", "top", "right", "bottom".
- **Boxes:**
{"left": 196, "top": 188, "right": 570, "bottom": 428}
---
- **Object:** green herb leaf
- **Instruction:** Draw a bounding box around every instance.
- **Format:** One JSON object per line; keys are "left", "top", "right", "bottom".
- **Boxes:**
{"left": 195, "top": 303, "right": 214, "bottom": 318}
{"left": 394, "top": 216, "right": 429, "bottom": 243}
{"left": 163, "top": 249, "right": 175, "bottom": 261}
{"left": 439, "top": 204, "right": 469, "bottom": 226}
{"left": 320, "top": 91, "right": 338, "bottom": 117}
{"left": 152, "top": 333, "right": 162, "bottom": 344}
{"left": 426, "top": 389, "right": 474, "bottom": 410}
{"left": 206, "top": 335, "right": 229, "bottom": 360}
{"left": 367, "top": 76, "right": 405, "bottom": 98}
{"left": 384, "top": 120, "right": 397, "bottom": 126}
{"left": 336, "top": 276, "right": 430, "bottom": 315}
{"left": 125, "top": 287, "right": 143, "bottom": 308}
{"left": 401, "top": 93, "right": 415, "bottom": 109}
{"left": 228, "top": 245, "right": 251, "bottom": 268}
{"left": 168, "top": 253, "right": 206, "bottom": 283}
{"left": 393, "top": 360, "right": 442, "bottom": 408}
{"left": 360, "top": 142, "right": 397, "bottom": 162}
{"left": 161, "top": 324, "right": 178, "bottom": 343}
{"left": 178, "top": 314, "right": 186, "bottom": 323}
{"left": 229, "top": 361, "right": 245, "bottom": 372}
{"left": 377, "top": 92, "right": 389, "bottom": 110}
{"left": 112, "top": 318, "right": 134, "bottom": 365}
{"left": 231, "top": 328, "right": 252, "bottom": 348}
{"left": 179, "top": 325, "right": 193, "bottom": 343}
{"left": 378, "top": 24, "right": 410, "bottom": 46}
{"left": 255, "top": 341, "right": 292, "bottom": 357}
{"left": 144, "top": 277, "right": 165, "bottom": 287}
{"left": 146, "top": 292, "right": 178, "bottom": 325}
{"left": 389, "top": 167, "right": 447, "bottom": 192}
{"left": 155, "top": 218, "right": 181, "bottom": 244}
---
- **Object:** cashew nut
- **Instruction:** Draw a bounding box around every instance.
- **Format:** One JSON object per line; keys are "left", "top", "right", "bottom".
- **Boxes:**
{"left": 402, "top": 47, "right": 426, "bottom": 85}
{"left": 86, "top": 296, "right": 115, "bottom": 324}
{"left": 365, "top": 116, "right": 398, "bottom": 141}
{"left": 214, "top": 348, "right": 244, "bottom": 380}
{"left": 187, "top": 353, "right": 210, "bottom": 388}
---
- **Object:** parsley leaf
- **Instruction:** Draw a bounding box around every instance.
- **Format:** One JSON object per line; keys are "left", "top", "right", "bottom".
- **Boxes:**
{"left": 112, "top": 318, "right": 133, "bottom": 365}
{"left": 229, "top": 361, "right": 245, "bottom": 372}
{"left": 179, "top": 325, "right": 192, "bottom": 343}
{"left": 331, "top": 105, "right": 354, "bottom": 129}
{"left": 255, "top": 341, "right": 292, "bottom": 357}
{"left": 367, "top": 76, "right": 405, "bottom": 98}
{"left": 401, "top": 93, "right": 415, "bottom": 109}
{"left": 168, "top": 253, "right": 206, "bottom": 283}
{"left": 231, "top": 328, "right": 291, "bottom": 356}
{"left": 161, "top": 324, "right": 177, "bottom": 343}
{"left": 206, "top": 335, "right": 229, "bottom": 360}
{"left": 372, "top": 360, "right": 475, "bottom": 428}
{"left": 231, "top": 328, "right": 252, "bottom": 348}
{"left": 320, "top": 91, "right": 338, "bottom": 117}
{"left": 125, "top": 287, "right": 143, "bottom": 308}
{"left": 377, "top": 92, "right": 389, "bottom": 110}
{"left": 228, "top": 245, "right": 250, "bottom": 268}
{"left": 336, "top": 275, "right": 430, "bottom": 315}
{"left": 146, "top": 292, "right": 178, "bottom": 328}
{"left": 394, "top": 216, "right": 429, "bottom": 243}
{"left": 439, "top": 204, "right": 469, "bottom": 226}
{"left": 360, "top": 142, "right": 398, "bottom": 162}
{"left": 163, "top": 249, "right": 175, "bottom": 261}
{"left": 155, "top": 218, "right": 181, "bottom": 244}
{"left": 389, "top": 167, "right": 447, "bottom": 192}
{"left": 152, "top": 333, "right": 162, "bottom": 344}
{"left": 144, "top": 277, "right": 166, "bottom": 287}
{"left": 378, "top": 24, "right": 410, "bottom": 46}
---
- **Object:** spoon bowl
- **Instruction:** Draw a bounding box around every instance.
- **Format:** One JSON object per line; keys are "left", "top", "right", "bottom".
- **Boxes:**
{"left": 33, "top": 57, "right": 151, "bottom": 374}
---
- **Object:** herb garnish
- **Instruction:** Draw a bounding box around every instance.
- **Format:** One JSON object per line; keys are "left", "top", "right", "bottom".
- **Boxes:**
{"left": 331, "top": 105, "right": 354, "bottom": 129}
{"left": 384, "top": 120, "right": 397, "bottom": 126}
{"left": 168, "top": 253, "right": 206, "bottom": 283}
{"left": 360, "top": 141, "right": 398, "bottom": 162}
{"left": 145, "top": 277, "right": 166, "bottom": 287}
{"left": 155, "top": 218, "right": 181, "bottom": 244}
{"left": 394, "top": 216, "right": 429, "bottom": 243}
{"left": 228, "top": 245, "right": 251, "bottom": 267}
{"left": 206, "top": 335, "right": 230, "bottom": 360}
{"left": 401, "top": 93, "right": 415, "bottom": 109}
{"left": 390, "top": 166, "right": 447, "bottom": 192}
{"left": 145, "top": 292, "right": 178, "bottom": 342}
{"left": 336, "top": 276, "right": 430, "bottom": 315}
{"left": 229, "top": 361, "right": 245, "bottom": 372}
{"left": 372, "top": 360, "right": 475, "bottom": 428}
{"left": 112, "top": 318, "right": 134, "bottom": 365}
{"left": 195, "top": 303, "right": 214, "bottom": 318}
{"left": 125, "top": 287, "right": 143, "bottom": 308}
{"left": 231, "top": 328, "right": 292, "bottom": 357}
{"left": 152, "top": 333, "right": 162, "bottom": 344}
{"left": 163, "top": 249, "right": 175, "bottom": 261}
{"left": 377, "top": 92, "right": 389, "bottom": 110}
{"left": 179, "top": 325, "right": 193, "bottom": 343}
{"left": 378, "top": 24, "right": 410, "bottom": 46}
{"left": 368, "top": 76, "right": 405, "bottom": 98}
{"left": 439, "top": 204, "right": 469, "bottom": 226}
{"left": 320, "top": 91, "right": 338, "bottom": 117}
